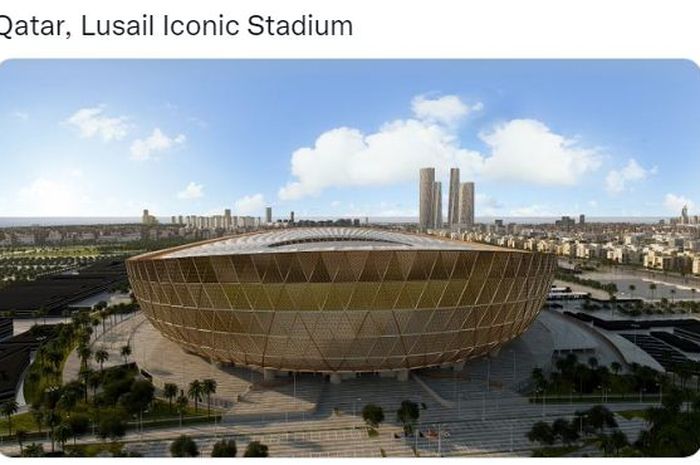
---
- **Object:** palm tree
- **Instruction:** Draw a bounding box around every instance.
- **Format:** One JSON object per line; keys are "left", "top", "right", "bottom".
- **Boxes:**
{"left": 54, "top": 423, "right": 72, "bottom": 452}
{"left": 1, "top": 400, "right": 19, "bottom": 435}
{"left": 46, "top": 410, "right": 61, "bottom": 453}
{"left": 94, "top": 348, "right": 109, "bottom": 372}
{"left": 78, "top": 345, "right": 92, "bottom": 370}
{"left": 164, "top": 383, "right": 178, "bottom": 412}
{"left": 187, "top": 380, "right": 204, "bottom": 413}
{"left": 176, "top": 391, "right": 189, "bottom": 426}
{"left": 15, "top": 428, "right": 27, "bottom": 455}
{"left": 649, "top": 283, "right": 657, "bottom": 300}
{"left": 202, "top": 378, "right": 217, "bottom": 416}
{"left": 120, "top": 345, "right": 131, "bottom": 365}
{"left": 628, "top": 284, "right": 636, "bottom": 299}
{"left": 30, "top": 405, "right": 44, "bottom": 434}
{"left": 670, "top": 288, "right": 677, "bottom": 304}
{"left": 610, "top": 361, "right": 622, "bottom": 376}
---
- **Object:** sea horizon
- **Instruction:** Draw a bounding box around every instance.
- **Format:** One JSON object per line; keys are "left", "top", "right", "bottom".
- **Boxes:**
{"left": 0, "top": 215, "right": 674, "bottom": 228}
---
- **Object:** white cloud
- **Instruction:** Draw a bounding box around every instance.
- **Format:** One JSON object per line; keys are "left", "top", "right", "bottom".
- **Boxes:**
{"left": 177, "top": 181, "right": 204, "bottom": 200}
{"left": 65, "top": 106, "right": 129, "bottom": 141}
{"left": 130, "top": 128, "right": 186, "bottom": 161}
{"left": 13, "top": 111, "right": 29, "bottom": 121}
{"left": 16, "top": 177, "right": 91, "bottom": 216}
{"left": 605, "top": 158, "right": 656, "bottom": 194}
{"left": 278, "top": 97, "right": 603, "bottom": 201}
{"left": 410, "top": 95, "right": 480, "bottom": 125}
{"left": 664, "top": 193, "right": 695, "bottom": 213}
{"left": 509, "top": 204, "right": 558, "bottom": 217}
{"left": 234, "top": 193, "right": 265, "bottom": 215}
{"left": 479, "top": 119, "right": 602, "bottom": 185}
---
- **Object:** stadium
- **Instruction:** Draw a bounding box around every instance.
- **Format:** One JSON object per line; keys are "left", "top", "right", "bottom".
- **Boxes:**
{"left": 126, "top": 228, "right": 556, "bottom": 380}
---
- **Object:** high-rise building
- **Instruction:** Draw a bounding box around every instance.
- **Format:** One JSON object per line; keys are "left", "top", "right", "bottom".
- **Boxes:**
{"left": 171, "top": 216, "right": 177, "bottom": 224}
{"left": 419, "top": 167, "right": 435, "bottom": 230}
{"left": 457, "top": 182, "right": 475, "bottom": 227}
{"left": 447, "top": 168, "right": 460, "bottom": 227}
{"left": 579, "top": 214, "right": 586, "bottom": 225}
{"left": 265, "top": 207, "right": 273, "bottom": 224}
{"left": 178, "top": 215, "right": 183, "bottom": 225}
{"left": 290, "top": 211, "right": 295, "bottom": 223}
{"left": 681, "top": 205, "right": 689, "bottom": 224}
{"left": 433, "top": 182, "right": 443, "bottom": 228}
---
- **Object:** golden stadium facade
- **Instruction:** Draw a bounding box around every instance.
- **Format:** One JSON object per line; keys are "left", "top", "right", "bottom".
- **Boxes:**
{"left": 126, "top": 228, "right": 556, "bottom": 375}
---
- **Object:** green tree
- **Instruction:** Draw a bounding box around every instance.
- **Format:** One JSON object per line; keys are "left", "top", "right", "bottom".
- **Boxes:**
{"left": 629, "top": 284, "right": 636, "bottom": 298}
{"left": 54, "top": 423, "right": 72, "bottom": 451}
{"left": 120, "top": 345, "right": 132, "bottom": 365}
{"left": 610, "top": 361, "right": 622, "bottom": 376}
{"left": 211, "top": 438, "right": 237, "bottom": 457}
{"left": 176, "top": 391, "right": 189, "bottom": 426}
{"left": 23, "top": 443, "right": 45, "bottom": 457}
{"left": 396, "top": 400, "right": 420, "bottom": 435}
{"left": 163, "top": 383, "right": 178, "bottom": 411}
{"left": 244, "top": 441, "right": 269, "bottom": 457}
{"left": 527, "top": 421, "right": 555, "bottom": 446}
{"left": 649, "top": 283, "right": 657, "bottom": 300}
{"left": 187, "top": 379, "right": 203, "bottom": 413}
{"left": 29, "top": 405, "right": 45, "bottom": 434}
{"left": 1, "top": 399, "right": 19, "bottom": 435}
{"left": 170, "top": 434, "right": 199, "bottom": 457}
{"left": 97, "top": 416, "right": 126, "bottom": 443}
{"left": 77, "top": 345, "right": 92, "bottom": 370}
{"left": 202, "top": 378, "right": 217, "bottom": 417}
{"left": 15, "top": 428, "right": 28, "bottom": 455}
{"left": 66, "top": 413, "right": 90, "bottom": 445}
{"left": 362, "top": 403, "right": 385, "bottom": 428}
{"left": 94, "top": 348, "right": 109, "bottom": 372}
{"left": 46, "top": 410, "right": 62, "bottom": 453}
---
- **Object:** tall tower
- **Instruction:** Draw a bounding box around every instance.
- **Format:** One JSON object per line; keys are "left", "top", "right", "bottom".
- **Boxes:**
{"left": 265, "top": 207, "right": 272, "bottom": 224}
{"left": 458, "top": 182, "right": 475, "bottom": 227}
{"left": 682, "top": 204, "right": 689, "bottom": 224}
{"left": 433, "top": 182, "right": 443, "bottom": 228}
{"left": 419, "top": 167, "right": 435, "bottom": 230}
{"left": 447, "top": 168, "right": 460, "bottom": 227}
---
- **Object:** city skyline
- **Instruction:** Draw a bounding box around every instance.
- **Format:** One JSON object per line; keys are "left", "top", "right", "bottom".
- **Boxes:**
{"left": 1, "top": 60, "right": 700, "bottom": 219}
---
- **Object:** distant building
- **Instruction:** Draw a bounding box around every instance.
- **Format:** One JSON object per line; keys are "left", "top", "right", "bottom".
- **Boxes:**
{"left": 457, "top": 182, "right": 475, "bottom": 227}
{"left": 171, "top": 216, "right": 177, "bottom": 224}
{"left": 290, "top": 211, "right": 295, "bottom": 223}
{"left": 433, "top": 181, "right": 443, "bottom": 228}
{"left": 447, "top": 168, "right": 460, "bottom": 227}
{"left": 579, "top": 214, "right": 585, "bottom": 225}
{"left": 141, "top": 209, "right": 157, "bottom": 225}
{"left": 265, "top": 207, "right": 272, "bottom": 224}
{"left": 419, "top": 167, "right": 435, "bottom": 230}
{"left": 555, "top": 216, "right": 576, "bottom": 228}
{"left": 681, "top": 204, "right": 690, "bottom": 224}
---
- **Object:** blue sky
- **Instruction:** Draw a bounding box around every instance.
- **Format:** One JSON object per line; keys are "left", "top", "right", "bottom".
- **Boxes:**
{"left": 0, "top": 59, "right": 698, "bottom": 219}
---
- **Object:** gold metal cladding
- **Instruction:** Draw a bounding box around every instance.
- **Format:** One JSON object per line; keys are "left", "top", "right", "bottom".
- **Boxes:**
{"left": 126, "top": 234, "right": 556, "bottom": 373}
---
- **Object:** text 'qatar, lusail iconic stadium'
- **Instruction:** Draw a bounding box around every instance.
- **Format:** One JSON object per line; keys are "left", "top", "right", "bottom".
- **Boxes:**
{"left": 126, "top": 228, "right": 556, "bottom": 378}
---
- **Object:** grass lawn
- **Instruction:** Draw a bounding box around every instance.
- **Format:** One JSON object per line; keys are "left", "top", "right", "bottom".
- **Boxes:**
{"left": 617, "top": 409, "right": 649, "bottom": 421}
{"left": 64, "top": 442, "right": 124, "bottom": 457}
{"left": 0, "top": 411, "right": 41, "bottom": 436}
{"left": 532, "top": 445, "right": 581, "bottom": 457}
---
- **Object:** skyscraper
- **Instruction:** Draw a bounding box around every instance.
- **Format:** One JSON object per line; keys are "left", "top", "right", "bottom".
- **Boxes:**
{"left": 447, "top": 168, "right": 460, "bottom": 227}
{"left": 419, "top": 167, "right": 435, "bottom": 230}
{"left": 458, "top": 182, "right": 475, "bottom": 227}
{"left": 265, "top": 207, "right": 272, "bottom": 224}
{"left": 433, "top": 182, "right": 443, "bottom": 228}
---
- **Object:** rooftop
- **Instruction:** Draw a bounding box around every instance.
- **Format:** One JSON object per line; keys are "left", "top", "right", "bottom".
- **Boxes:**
{"left": 156, "top": 227, "right": 511, "bottom": 259}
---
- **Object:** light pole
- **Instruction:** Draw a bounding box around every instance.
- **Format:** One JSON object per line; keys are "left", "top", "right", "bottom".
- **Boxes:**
{"left": 482, "top": 393, "right": 486, "bottom": 421}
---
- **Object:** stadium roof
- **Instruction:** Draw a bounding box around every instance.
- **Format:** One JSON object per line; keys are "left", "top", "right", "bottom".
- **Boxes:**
{"left": 158, "top": 227, "right": 509, "bottom": 258}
